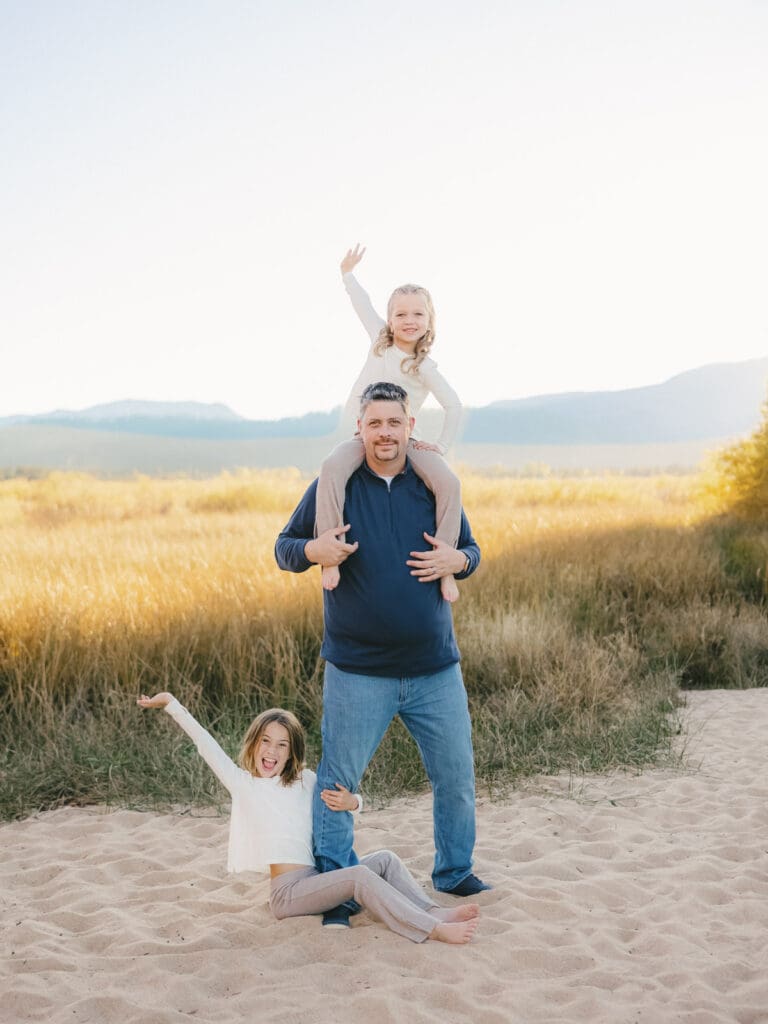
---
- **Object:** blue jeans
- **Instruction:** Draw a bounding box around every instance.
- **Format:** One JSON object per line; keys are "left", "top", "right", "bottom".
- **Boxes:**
{"left": 312, "top": 661, "right": 477, "bottom": 892}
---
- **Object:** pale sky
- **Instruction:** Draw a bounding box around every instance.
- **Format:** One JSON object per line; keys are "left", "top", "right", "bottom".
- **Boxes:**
{"left": 2, "top": 0, "right": 767, "bottom": 421}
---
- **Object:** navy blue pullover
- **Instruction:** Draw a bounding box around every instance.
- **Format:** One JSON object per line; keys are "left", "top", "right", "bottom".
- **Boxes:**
{"left": 274, "top": 460, "right": 480, "bottom": 678}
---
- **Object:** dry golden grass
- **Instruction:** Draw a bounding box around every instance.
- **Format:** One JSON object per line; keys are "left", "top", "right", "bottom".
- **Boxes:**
{"left": 1, "top": 472, "right": 696, "bottom": 633}
{"left": 1, "top": 469, "right": 765, "bottom": 819}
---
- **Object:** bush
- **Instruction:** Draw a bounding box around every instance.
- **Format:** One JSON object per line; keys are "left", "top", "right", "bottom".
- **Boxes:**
{"left": 705, "top": 398, "right": 768, "bottom": 522}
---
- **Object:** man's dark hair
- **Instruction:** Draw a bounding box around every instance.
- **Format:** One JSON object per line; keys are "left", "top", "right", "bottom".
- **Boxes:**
{"left": 359, "top": 381, "right": 411, "bottom": 418}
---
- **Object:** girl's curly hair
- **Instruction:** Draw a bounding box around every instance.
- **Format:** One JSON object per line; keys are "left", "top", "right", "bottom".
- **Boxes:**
{"left": 372, "top": 284, "right": 436, "bottom": 376}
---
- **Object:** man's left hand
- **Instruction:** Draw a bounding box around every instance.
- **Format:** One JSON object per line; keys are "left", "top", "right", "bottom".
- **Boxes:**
{"left": 406, "top": 532, "right": 466, "bottom": 581}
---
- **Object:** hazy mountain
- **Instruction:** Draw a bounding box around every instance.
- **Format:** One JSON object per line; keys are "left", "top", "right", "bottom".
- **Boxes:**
{"left": 461, "top": 358, "right": 768, "bottom": 444}
{"left": 1, "top": 357, "right": 766, "bottom": 475}
{"left": 0, "top": 400, "right": 337, "bottom": 439}
{"left": 1, "top": 399, "right": 244, "bottom": 425}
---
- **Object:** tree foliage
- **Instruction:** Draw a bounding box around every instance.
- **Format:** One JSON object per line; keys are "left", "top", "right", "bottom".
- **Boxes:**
{"left": 710, "top": 398, "right": 768, "bottom": 521}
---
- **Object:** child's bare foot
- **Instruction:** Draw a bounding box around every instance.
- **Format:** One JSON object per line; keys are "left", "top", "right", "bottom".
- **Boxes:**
{"left": 440, "top": 575, "right": 459, "bottom": 603}
{"left": 429, "top": 918, "right": 478, "bottom": 944}
{"left": 431, "top": 904, "right": 480, "bottom": 923}
{"left": 322, "top": 565, "right": 340, "bottom": 591}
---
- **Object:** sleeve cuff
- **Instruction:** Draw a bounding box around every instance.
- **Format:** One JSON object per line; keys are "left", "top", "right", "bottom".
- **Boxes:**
{"left": 456, "top": 552, "right": 472, "bottom": 579}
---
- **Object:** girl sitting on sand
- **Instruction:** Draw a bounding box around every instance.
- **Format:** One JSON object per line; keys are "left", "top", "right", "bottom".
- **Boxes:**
{"left": 136, "top": 692, "right": 479, "bottom": 944}
{"left": 317, "top": 244, "right": 463, "bottom": 602}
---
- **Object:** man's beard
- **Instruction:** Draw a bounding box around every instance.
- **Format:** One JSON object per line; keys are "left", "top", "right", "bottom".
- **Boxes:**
{"left": 374, "top": 441, "right": 400, "bottom": 460}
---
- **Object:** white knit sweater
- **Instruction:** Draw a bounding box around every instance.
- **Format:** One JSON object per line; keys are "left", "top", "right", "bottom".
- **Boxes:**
{"left": 341, "top": 273, "right": 462, "bottom": 454}
{"left": 165, "top": 698, "right": 340, "bottom": 875}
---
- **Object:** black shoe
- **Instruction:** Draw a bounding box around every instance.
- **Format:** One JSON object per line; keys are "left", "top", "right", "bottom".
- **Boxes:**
{"left": 322, "top": 905, "right": 351, "bottom": 929}
{"left": 441, "top": 873, "right": 492, "bottom": 897}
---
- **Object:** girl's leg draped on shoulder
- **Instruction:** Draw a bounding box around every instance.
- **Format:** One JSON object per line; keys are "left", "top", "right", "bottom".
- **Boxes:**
{"left": 315, "top": 437, "right": 366, "bottom": 536}
{"left": 407, "top": 442, "right": 462, "bottom": 601}
{"left": 315, "top": 437, "right": 366, "bottom": 591}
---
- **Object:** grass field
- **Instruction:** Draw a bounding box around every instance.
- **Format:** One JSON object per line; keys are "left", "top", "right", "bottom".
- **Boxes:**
{"left": 1, "top": 469, "right": 767, "bottom": 820}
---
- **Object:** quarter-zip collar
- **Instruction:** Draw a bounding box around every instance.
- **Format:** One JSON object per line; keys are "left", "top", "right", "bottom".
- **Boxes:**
{"left": 361, "top": 457, "right": 412, "bottom": 484}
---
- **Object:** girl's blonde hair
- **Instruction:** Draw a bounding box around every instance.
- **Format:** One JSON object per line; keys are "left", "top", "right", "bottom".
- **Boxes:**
{"left": 239, "top": 707, "right": 305, "bottom": 786}
{"left": 373, "top": 284, "right": 436, "bottom": 376}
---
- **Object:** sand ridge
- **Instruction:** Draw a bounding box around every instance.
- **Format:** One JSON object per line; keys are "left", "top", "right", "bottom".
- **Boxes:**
{"left": 2, "top": 688, "right": 766, "bottom": 1024}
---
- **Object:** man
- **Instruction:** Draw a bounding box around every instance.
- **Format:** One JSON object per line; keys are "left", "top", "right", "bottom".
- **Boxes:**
{"left": 274, "top": 381, "right": 490, "bottom": 923}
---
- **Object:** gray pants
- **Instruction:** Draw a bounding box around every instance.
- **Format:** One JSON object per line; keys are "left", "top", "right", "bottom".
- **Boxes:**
{"left": 316, "top": 437, "right": 462, "bottom": 548}
{"left": 269, "top": 850, "right": 441, "bottom": 943}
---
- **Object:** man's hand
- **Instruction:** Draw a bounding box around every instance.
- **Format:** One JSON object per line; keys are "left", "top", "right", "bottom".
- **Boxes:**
{"left": 320, "top": 783, "right": 360, "bottom": 812}
{"left": 406, "top": 532, "right": 466, "bottom": 581}
{"left": 410, "top": 440, "right": 441, "bottom": 452}
{"left": 340, "top": 243, "right": 366, "bottom": 275}
{"left": 305, "top": 525, "right": 359, "bottom": 567}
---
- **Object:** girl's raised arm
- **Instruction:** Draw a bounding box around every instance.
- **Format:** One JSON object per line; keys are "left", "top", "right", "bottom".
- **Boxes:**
{"left": 339, "top": 244, "right": 385, "bottom": 344}
{"left": 137, "top": 692, "right": 241, "bottom": 794}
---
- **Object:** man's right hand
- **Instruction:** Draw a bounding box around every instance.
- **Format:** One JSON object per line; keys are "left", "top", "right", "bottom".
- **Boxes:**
{"left": 305, "top": 525, "right": 359, "bottom": 567}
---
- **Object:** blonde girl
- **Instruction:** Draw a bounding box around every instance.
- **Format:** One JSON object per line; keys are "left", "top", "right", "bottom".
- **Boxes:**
{"left": 136, "top": 693, "right": 480, "bottom": 944}
{"left": 317, "top": 244, "right": 463, "bottom": 602}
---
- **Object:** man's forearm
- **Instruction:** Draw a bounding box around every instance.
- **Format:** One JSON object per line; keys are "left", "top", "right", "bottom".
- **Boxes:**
{"left": 274, "top": 481, "right": 319, "bottom": 573}
{"left": 274, "top": 534, "right": 313, "bottom": 573}
{"left": 455, "top": 542, "right": 480, "bottom": 579}
{"left": 303, "top": 537, "right": 322, "bottom": 564}
{"left": 455, "top": 510, "right": 481, "bottom": 579}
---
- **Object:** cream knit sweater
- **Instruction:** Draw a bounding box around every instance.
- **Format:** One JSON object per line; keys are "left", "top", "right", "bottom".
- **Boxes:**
{"left": 340, "top": 273, "right": 462, "bottom": 455}
{"left": 165, "top": 699, "right": 346, "bottom": 875}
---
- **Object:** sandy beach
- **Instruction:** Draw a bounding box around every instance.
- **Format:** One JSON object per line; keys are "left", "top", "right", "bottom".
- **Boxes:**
{"left": 2, "top": 688, "right": 766, "bottom": 1024}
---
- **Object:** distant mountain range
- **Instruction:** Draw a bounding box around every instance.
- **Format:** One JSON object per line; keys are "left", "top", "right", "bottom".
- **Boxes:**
{"left": 0, "top": 400, "right": 337, "bottom": 439}
{"left": 1, "top": 357, "right": 766, "bottom": 475}
{"left": 3, "top": 357, "right": 767, "bottom": 443}
{"left": 462, "top": 357, "right": 768, "bottom": 444}
{"left": 40, "top": 399, "right": 244, "bottom": 423}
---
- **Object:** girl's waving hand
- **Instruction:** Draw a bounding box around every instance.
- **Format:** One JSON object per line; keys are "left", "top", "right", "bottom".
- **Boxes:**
{"left": 137, "top": 692, "right": 173, "bottom": 708}
{"left": 340, "top": 243, "right": 366, "bottom": 275}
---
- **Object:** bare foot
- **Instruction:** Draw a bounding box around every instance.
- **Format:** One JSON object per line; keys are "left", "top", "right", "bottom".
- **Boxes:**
{"left": 431, "top": 904, "right": 480, "bottom": 923}
{"left": 322, "top": 565, "right": 340, "bottom": 591}
{"left": 440, "top": 575, "right": 459, "bottom": 603}
{"left": 429, "top": 919, "right": 478, "bottom": 944}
